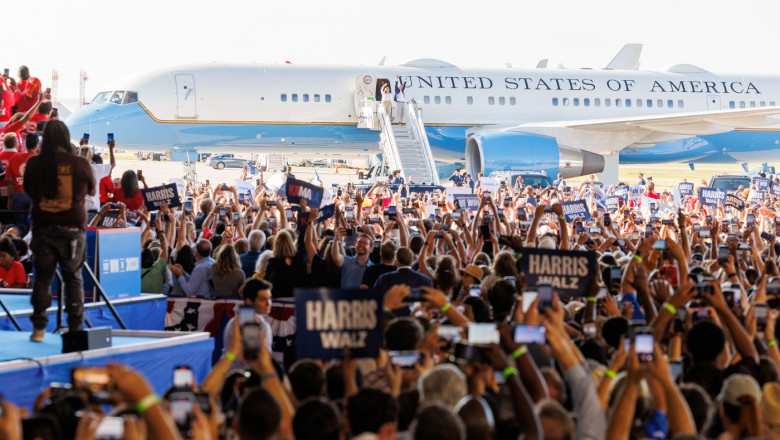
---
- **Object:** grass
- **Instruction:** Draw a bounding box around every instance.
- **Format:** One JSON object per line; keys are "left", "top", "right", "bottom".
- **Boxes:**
{"left": 567, "top": 163, "right": 748, "bottom": 190}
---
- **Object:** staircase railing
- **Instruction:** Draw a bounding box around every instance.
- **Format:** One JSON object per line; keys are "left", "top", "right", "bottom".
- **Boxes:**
{"left": 406, "top": 99, "right": 440, "bottom": 185}
{"left": 376, "top": 104, "right": 404, "bottom": 178}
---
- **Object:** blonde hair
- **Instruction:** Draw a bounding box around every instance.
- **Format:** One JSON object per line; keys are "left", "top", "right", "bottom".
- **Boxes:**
{"left": 212, "top": 243, "right": 240, "bottom": 277}
{"left": 273, "top": 230, "right": 296, "bottom": 259}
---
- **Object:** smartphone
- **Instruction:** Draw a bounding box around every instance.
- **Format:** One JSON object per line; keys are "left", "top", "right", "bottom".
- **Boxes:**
{"left": 219, "top": 207, "right": 227, "bottom": 217}
{"left": 403, "top": 207, "right": 414, "bottom": 214}
{"left": 590, "top": 227, "right": 602, "bottom": 234}
{"left": 469, "top": 284, "right": 481, "bottom": 297}
{"left": 239, "top": 193, "right": 246, "bottom": 202}
{"left": 233, "top": 212, "right": 240, "bottom": 222}
{"left": 239, "top": 305, "right": 256, "bottom": 326}
{"left": 583, "top": 322, "right": 597, "bottom": 338}
{"left": 537, "top": 283, "right": 552, "bottom": 312}
{"left": 107, "top": 133, "right": 114, "bottom": 142}
{"left": 669, "top": 361, "right": 683, "bottom": 382}
{"left": 483, "top": 192, "right": 491, "bottom": 201}
{"left": 517, "top": 208, "right": 527, "bottom": 221}
{"left": 634, "top": 327, "right": 654, "bottom": 363}
{"left": 2, "top": 68, "right": 8, "bottom": 76}
{"left": 479, "top": 224, "right": 490, "bottom": 239}
{"left": 95, "top": 416, "right": 124, "bottom": 440}
{"left": 723, "top": 289, "right": 742, "bottom": 310}
{"left": 403, "top": 288, "right": 425, "bottom": 303}
{"left": 645, "top": 225, "right": 654, "bottom": 236}
{"left": 389, "top": 351, "right": 421, "bottom": 368}
{"left": 453, "top": 342, "right": 486, "bottom": 364}
{"left": 173, "top": 366, "right": 194, "bottom": 389}
{"left": 437, "top": 325, "right": 463, "bottom": 342}
{"left": 169, "top": 393, "right": 195, "bottom": 439}
{"left": 746, "top": 214, "right": 755, "bottom": 226}
{"left": 522, "top": 291, "right": 538, "bottom": 313}
{"left": 603, "top": 213, "right": 611, "bottom": 226}
{"left": 268, "top": 217, "right": 277, "bottom": 228}
{"left": 467, "top": 323, "right": 499, "bottom": 344}
{"left": 652, "top": 239, "right": 667, "bottom": 250}
{"left": 755, "top": 303, "right": 769, "bottom": 332}
{"left": 634, "top": 218, "right": 644, "bottom": 225}
{"left": 513, "top": 325, "right": 546, "bottom": 344}
{"left": 609, "top": 267, "right": 622, "bottom": 288}
{"left": 698, "top": 229, "right": 711, "bottom": 238}
{"left": 242, "top": 323, "right": 262, "bottom": 360}
{"left": 387, "top": 205, "right": 397, "bottom": 216}
{"left": 504, "top": 276, "right": 516, "bottom": 287}
{"left": 71, "top": 367, "right": 113, "bottom": 404}
{"left": 83, "top": 133, "right": 90, "bottom": 142}
{"left": 694, "top": 282, "right": 713, "bottom": 298}
{"left": 718, "top": 246, "right": 730, "bottom": 264}
{"left": 575, "top": 221, "right": 583, "bottom": 234}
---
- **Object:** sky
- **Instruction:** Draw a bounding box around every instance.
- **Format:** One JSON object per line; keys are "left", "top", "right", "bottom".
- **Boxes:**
{"left": 4, "top": 0, "right": 780, "bottom": 105}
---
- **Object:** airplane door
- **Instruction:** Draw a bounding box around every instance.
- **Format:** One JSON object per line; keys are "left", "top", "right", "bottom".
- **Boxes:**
{"left": 707, "top": 94, "right": 721, "bottom": 110}
{"left": 175, "top": 74, "right": 197, "bottom": 119}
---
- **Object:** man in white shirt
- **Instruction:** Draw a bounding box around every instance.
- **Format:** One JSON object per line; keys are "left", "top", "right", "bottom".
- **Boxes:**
{"left": 223, "top": 278, "right": 274, "bottom": 355}
{"left": 79, "top": 139, "right": 115, "bottom": 222}
{"left": 394, "top": 75, "right": 407, "bottom": 125}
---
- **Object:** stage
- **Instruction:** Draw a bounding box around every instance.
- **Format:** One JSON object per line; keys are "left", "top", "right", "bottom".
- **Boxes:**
{"left": 0, "top": 329, "right": 213, "bottom": 409}
{"left": 0, "top": 292, "right": 167, "bottom": 331}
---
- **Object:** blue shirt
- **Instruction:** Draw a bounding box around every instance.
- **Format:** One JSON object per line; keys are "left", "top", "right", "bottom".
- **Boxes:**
{"left": 373, "top": 268, "right": 432, "bottom": 293}
{"left": 177, "top": 256, "right": 215, "bottom": 298}
{"left": 239, "top": 250, "right": 261, "bottom": 278}
{"left": 340, "top": 255, "right": 373, "bottom": 289}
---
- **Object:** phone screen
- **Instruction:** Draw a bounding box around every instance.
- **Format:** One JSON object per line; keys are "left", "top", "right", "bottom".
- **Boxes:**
{"left": 173, "top": 367, "right": 194, "bottom": 388}
{"left": 170, "top": 398, "right": 193, "bottom": 436}
{"left": 522, "top": 291, "right": 538, "bottom": 313}
{"left": 652, "top": 239, "right": 667, "bottom": 250}
{"left": 718, "top": 246, "right": 729, "bottom": 263}
{"left": 239, "top": 306, "right": 256, "bottom": 326}
{"left": 537, "top": 284, "right": 552, "bottom": 312}
{"left": 95, "top": 417, "right": 124, "bottom": 439}
{"left": 698, "top": 229, "right": 711, "bottom": 238}
{"left": 513, "top": 325, "right": 546, "bottom": 344}
{"left": 107, "top": 133, "right": 114, "bottom": 142}
{"left": 467, "top": 323, "right": 499, "bottom": 344}
{"left": 468, "top": 284, "right": 481, "bottom": 297}
{"left": 387, "top": 206, "right": 397, "bottom": 215}
{"left": 389, "top": 351, "right": 420, "bottom": 368}
{"left": 635, "top": 333, "right": 654, "bottom": 362}
{"left": 83, "top": 133, "right": 90, "bottom": 142}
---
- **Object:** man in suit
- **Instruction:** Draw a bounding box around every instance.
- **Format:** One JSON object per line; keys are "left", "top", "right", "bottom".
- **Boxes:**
{"left": 373, "top": 247, "right": 432, "bottom": 293}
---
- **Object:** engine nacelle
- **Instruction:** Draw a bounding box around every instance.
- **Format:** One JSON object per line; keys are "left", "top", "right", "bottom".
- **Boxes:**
{"left": 466, "top": 132, "right": 605, "bottom": 179}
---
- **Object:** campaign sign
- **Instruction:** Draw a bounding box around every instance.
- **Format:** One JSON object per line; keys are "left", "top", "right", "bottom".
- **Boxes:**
{"left": 604, "top": 196, "right": 620, "bottom": 212}
{"left": 772, "top": 182, "right": 780, "bottom": 197}
{"left": 286, "top": 178, "right": 324, "bottom": 206}
{"left": 754, "top": 177, "right": 771, "bottom": 191}
{"left": 97, "top": 213, "right": 119, "bottom": 228}
{"left": 560, "top": 200, "right": 591, "bottom": 222}
{"left": 699, "top": 187, "right": 725, "bottom": 207}
{"left": 169, "top": 178, "right": 186, "bottom": 196}
{"left": 141, "top": 184, "right": 181, "bottom": 211}
{"left": 317, "top": 204, "right": 336, "bottom": 223}
{"left": 629, "top": 185, "right": 646, "bottom": 200}
{"left": 612, "top": 186, "right": 629, "bottom": 199}
{"left": 295, "top": 288, "right": 383, "bottom": 360}
{"left": 479, "top": 177, "right": 500, "bottom": 193}
{"left": 516, "top": 248, "right": 597, "bottom": 297}
{"left": 748, "top": 189, "right": 766, "bottom": 202}
{"left": 725, "top": 194, "right": 745, "bottom": 211}
{"left": 97, "top": 228, "right": 142, "bottom": 299}
{"left": 453, "top": 194, "right": 480, "bottom": 210}
{"left": 234, "top": 179, "right": 255, "bottom": 197}
{"left": 678, "top": 182, "right": 694, "bottom": 196}
{"left": 445, "top": 186, "right": 472, "bottom": 202}
{"left": 265, "top": 171, "right": 288, "bottom": 197}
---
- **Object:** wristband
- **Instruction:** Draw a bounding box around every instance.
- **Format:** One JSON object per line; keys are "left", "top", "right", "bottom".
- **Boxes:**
{"left": 512, "top": 345, "right": 528, "bottom": 359}
{"left": 633, "top": 254, "right": 642, "bottom": 262}
{"left": 261, "top": 372, "right": 278, "bottom": 382}
{"left": 586, "top": 296, "right": 597, "bottom": 303}
{"left": 440, "top": 302, "right": 453, "bottom": 313}
{"left": 769, "top": 340, "right": 777, "bottom": 347}
{"left": 225, "top": 352, "right": 236, "bottom": 361}
{"left": 663, "top": 303, "right": 676, "bottom": 314}
{"left": 136, "top": 393, "right": 160, "bottom": 413}
{"left": 604, "top": 369, "right": 617, "bottom": 379}
{"left": 727, "top": 273, "right": 737, "bottom": 278}
{"left": 502, "top": 366, "right": 519, "bottom": 379}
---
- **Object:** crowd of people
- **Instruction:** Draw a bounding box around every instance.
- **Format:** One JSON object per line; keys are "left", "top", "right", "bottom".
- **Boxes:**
{"left": 1, "top": 66, "right": 780, "bottom": 440}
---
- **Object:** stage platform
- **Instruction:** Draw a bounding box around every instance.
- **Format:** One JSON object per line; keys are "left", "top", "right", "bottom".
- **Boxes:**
{"left": 0, "top": 293, "right": 167, "bottom": 332}
{"left": 0, "top": 329, "right": 213, "bottom": 409}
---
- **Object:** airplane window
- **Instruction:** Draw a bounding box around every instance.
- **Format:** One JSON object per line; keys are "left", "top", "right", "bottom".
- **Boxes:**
{"left": 771, "top": 101, "right": 776, "bottom": 106}
{"left": 303, "top": 94, "right": 310, "bottom": 102}
{"left": 667, "top": 100, "right": 674, "bottom": 108}
{"left": 636, "top": 99, "right": 642, "bottom": 108}
{"left": 435, "top": 96, "right": 441, "bottom": 104}
{"left": 573, "top": 98, "right": 579, "bottom": 106}
{"left": 292, "top": 94, "right": 298, "bottom": 102}
{"left": 124, "top": 92, "right": 138, "bottom": 104}
{"left": 446, "top": 96, "right": 452, "bottom": 104}
{"left": 509, "top": 97, "right": 516, "bottom": 105}
{"left": 625, "top": 99, "right": 631, "bottom": 108}
{"left": 552, "top": 98, "right": 558, "bottom": 106}
{"left": 109, "top": 91, "right": 125, "bottom": 105}
{"left": 739, "top": 101, "right": 745, "bottom": 108}
{"left": 657, "top": 99, "right": 663, "bottom": 108}
{"left": 563, "top": 98, "right": 569, "bottom": 106}
{"left": 467, "top": 97, "right": 473, "bottom": 105}
{"left": 499, "top": 97, "right": 505, "bottom": 105}
{"left": 604, "top": 99, "right": 611, "bottom": 107}
{"left": 750, "top": 101, "right": 756, "bottom": 108}
{"left": 615, "top": 99, "right": 622, "bottom": 107}
{"left": 281, "top": 94, "right": 287, "bottom": 102}
{"left": 424, "top": 96, "right": 431, "bottom": 104}
{"left": 314, "top": 94, "right": 320, "bottom": 102}
{"left": 91, "top": 91, "right": 112, "bottom": 103}
{"left": 678, "top": 100, "right": 684, "bottom": 108}
{"left": 729, "top": 101, "right": 735, "bottom": 109}
{"left": 594, "top": 98, "right": 600, "bottom": 107}
{"left": 325, "top": 94, "right": 332, "bottom": 102}
{"left": 760, "top": 101, "right": 766, "bottom": 107}
{"left": 488, "top": 97, "right": 495, "bottom": 105}
{"left": 584, "top": 98, "right": 590, "bottom": 106}
{"left": 646, "top": 99, "right": 653, "bottom": 108}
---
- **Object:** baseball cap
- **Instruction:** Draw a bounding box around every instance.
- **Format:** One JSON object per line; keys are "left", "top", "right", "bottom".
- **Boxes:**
{"left": 718, "top": 374, "right": 761, "bottom": 406}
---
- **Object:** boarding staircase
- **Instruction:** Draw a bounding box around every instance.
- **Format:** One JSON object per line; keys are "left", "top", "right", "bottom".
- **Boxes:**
{"left": 361, "top": 99, "right": 440, "bottom": 185}
{"left": 266, "top": 154, "right": 286, "bottom": 172}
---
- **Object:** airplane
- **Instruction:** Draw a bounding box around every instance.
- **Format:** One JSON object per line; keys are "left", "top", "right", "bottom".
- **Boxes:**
{"left": 64, "top": 44, "right": 780, "bottom": 184}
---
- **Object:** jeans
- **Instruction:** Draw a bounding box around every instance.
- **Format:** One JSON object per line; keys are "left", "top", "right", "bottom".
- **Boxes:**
{"left": 30, "top": 225, "right": 87, "bottom": 331}
{"left": 11, "top": 191, "right": 32, "bottom": 234}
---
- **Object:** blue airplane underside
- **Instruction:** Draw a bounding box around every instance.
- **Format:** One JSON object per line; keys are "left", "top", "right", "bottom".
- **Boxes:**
{"left": 619, "top": 130, "right": 780, "bottom": 164}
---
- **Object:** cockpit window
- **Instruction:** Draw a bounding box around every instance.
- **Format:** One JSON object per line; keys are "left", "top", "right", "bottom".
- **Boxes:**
{"left": 91, "top": 91, "right": 112, "bottom": 103}
{"left": 124, "top": 91, "right": 138, "bottom": 104}
{"left": 109, "top": 91, "right": 125, "bottom": 104}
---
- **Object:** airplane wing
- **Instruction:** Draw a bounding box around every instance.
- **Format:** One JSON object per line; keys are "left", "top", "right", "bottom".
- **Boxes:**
{"left": 492, "top": 106, "right": 780, "bottom": 155}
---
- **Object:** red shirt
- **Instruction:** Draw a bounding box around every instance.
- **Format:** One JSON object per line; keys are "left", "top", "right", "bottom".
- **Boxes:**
{"left": 113, "top": 187, "right": 145, "bottom": 211}
{"left": 0, "top": 90, "right": 13, "bottom": 122}
{"left": 99, "top": 175, "right": 115, "bottom": 203}
{"left": 13, "top": 93, "right": 35, "bottom": 113}
{"left": 0, "top": 261, "right": 26, "bottom": 286}
{"left": 0, "top": 150, "right": 16, "bottom": 189}
{"left": 7, "top": 152, "right": 36, "bottom": 193}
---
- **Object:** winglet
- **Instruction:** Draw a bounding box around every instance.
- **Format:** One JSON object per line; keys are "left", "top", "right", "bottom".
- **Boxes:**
{"left": 605, "top": 44, "right": 643, "bottom": 70}
{"left": 536, "top": 59, "right": 548, "bottom": 68}
{"left": 741, "top": 163, "right": 750, "bottom": 172}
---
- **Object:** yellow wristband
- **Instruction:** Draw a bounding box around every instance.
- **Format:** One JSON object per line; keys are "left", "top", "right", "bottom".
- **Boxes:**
{"left": 605, "top": 369, "right": 617, "bottom": 379}
{"left": 586, "top": 296, "right": 597, "bottom": 303}
{"left": 513, "top": 345, "right": 528, "bottom": 359}
{"left": 633, "top": 254, "right": 642, "bottom": 262}
{"left": 136, "top": 393, "right": 160, "bottom": 413}
{"left": 502, "top": 366, "right": 519, "bottom": 379}
{"left": 441, "top": 302, "right": 452, "bottom": 313}
{"left": 769, "top": 340, "right": 777, "bottom": 347}
{"left": 663, "top": 303, "right": 676, "bottom": 314}
{"left": 225, "top": 352, "right": 237, "bottom": 361}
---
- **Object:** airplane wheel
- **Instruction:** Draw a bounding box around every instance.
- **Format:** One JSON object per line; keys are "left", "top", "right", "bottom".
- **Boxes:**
{"left": 216, "top": 162, "right": 225, "bottom": 170}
